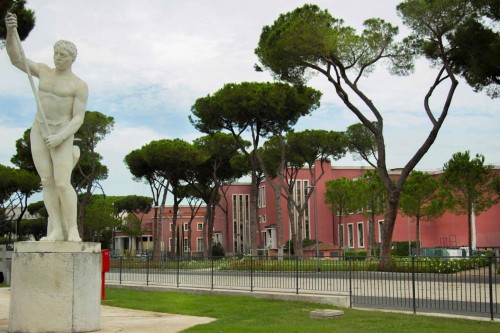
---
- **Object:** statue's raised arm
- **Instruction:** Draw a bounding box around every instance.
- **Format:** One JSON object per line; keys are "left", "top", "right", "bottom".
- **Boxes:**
{"left": 5, "top": 13, "right": 44, "bottom": 77}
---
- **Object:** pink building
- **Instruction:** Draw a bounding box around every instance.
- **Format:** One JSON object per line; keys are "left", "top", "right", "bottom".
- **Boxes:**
{"left": 115, "top": 161, "right": 500, "bottom": 256}
{"left": 212, "top": 161, "right": 500, "bottom": 256}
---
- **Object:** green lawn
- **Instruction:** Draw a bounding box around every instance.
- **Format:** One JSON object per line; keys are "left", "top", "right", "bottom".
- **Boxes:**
{"left": 104, "top": 288, "right": 499, "bottom": 333}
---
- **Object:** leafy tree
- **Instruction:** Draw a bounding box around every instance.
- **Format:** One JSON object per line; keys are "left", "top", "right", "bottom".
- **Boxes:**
{"left": 124, "top": 146, "right": 167, "bottom": 259}
{"left": 400, "top": 171, "right": 445, "bottom": 256}
{"left": 10, "top": 128, "right": 35, "bottom": 173}
{"left": 113, "top": 195, "right": 153, "bottom": 253}
{"left": 346, "top": 122, "right": 378, "bottom": 166}
{"left": 284, "top": 130, "right": 346, "bottom": 255}
{"left": 398, "top": 0, "right": 499, "bottom": 98}
{"left": 22, "top": 201, "right": 48, "bottom": 241}
{"left": 125, "top": 139, "right": 207, "bottom": 258}
{"left": 192, "top": 133, "right": 248, "bottom": 257}
{"left": 441, "top": 151, "right": 499, "bottom": 254}
{"left": 255, "top": 2, "right": 497, "bottom": 257}
{"left": 0, "top": 164, "right": 41, "bottom": 238}
{"left": 190, "top": 82, "right": 321, "bottom": 255}
{"left": 82, "top": 195, "right": 122, "bottom": 247}
{"left": 73, "top": 111, "right": 114, "bottom": 234}
{"left": 324, "top": 177, "right": 356, "bottom": 253}
{"left": 0, "top": 0, "right": 35, "bottom": 47}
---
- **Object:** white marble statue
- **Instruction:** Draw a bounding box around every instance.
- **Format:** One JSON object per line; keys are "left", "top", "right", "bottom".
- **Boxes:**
{"left": 5, "top": 13, "right": 88, "bottom": 242}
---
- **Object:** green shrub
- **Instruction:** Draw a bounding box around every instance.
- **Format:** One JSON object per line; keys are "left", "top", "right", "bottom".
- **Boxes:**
{"left": 212, "top": 242, "right": 225, "bottom": 257}
{"left": 344, "top": 250, "right": 367, "bottom": 260}
{"left": 391, "top": 241, "right": 418, "bottom": 257}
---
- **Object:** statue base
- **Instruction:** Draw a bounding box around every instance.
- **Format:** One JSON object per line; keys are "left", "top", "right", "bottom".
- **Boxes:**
{"left": 8, "top": 242, "right": 101, "bottom": 333}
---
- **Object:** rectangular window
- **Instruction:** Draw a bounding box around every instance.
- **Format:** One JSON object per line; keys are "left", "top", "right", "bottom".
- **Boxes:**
{"left": 260, "top": 186, "right": 266, "bottom": 207}
{"left": 339, "top": 224, "right": 344, "bottom": 248}
{"left": 378, "top": 220, "right": 384, "bottom": 243}
{"left": 357, "top": 222, "right": 364, "bottom": 248}
{"left": 347, "top": 223, "right": 354, "bottom": 248}
{"left": 169, "top": 238, "right": 173, "bottom": 251}
{"left": 213, "top": 232, "right": 222, "bottom": 245}
{"left": 197, "top": 222, "right": 203, "bottom": 231}
{"left": 183, "top": 237, "right": 189, "bottom": 252}
{"left": 170, "top": 223, "right": 174, "bottom": 231}
{"left": 183, "top": 223, "right": 189, "bottom": 231}
{"left": 196, "top": 237, "right": 203, "bottom": 251}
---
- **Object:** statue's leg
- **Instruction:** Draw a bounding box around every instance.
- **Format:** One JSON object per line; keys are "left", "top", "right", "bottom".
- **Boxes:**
{"left": 30, "top": 123, "right": 65, "bottom": 241}
{"left": 52, "top": 135, "right": 81, "bottom": 242}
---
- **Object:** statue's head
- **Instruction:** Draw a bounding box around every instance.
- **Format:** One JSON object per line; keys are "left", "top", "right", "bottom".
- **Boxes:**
{"left": 54, "top": 40, "right": 78, "bottom": 62}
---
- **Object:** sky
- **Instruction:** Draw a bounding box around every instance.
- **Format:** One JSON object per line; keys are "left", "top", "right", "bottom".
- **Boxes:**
{"left": 0, "top": 0, "right": 498, "bottom": 199}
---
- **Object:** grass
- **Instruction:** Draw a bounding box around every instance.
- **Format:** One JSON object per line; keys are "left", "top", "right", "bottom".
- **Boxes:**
{"left": 103, "top": 288, "right": 499, "bottom": 333}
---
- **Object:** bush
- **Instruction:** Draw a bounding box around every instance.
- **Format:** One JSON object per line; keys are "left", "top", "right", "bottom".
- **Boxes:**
{"left": 391, "top": 241, "right": 418, "bottom": 257}
{"left": 344, "top": 250, "right": 367, "bottom": 260}
{"left": 212, "top": 242, "right": 225, "bottom": 257}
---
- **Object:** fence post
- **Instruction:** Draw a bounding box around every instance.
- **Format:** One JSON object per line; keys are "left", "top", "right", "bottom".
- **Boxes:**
{"left": 295, "top": 256, "right": 299, "bottom": 295}
{"left": 489, "top": 257, "right": 494, "bottom": 321}
{"left": 176, "top": 256, "right": 180, "bottom": 288}
{"left": 250, "top": 256, "right": 254, "bottom": 292}
{"left": 349, "top": 258, "right": 352, "bottom": 308}
{"left": 412, "top": 256, "right": 416, "bottom": 314}
{"left": 211, "top": 257, "right": 214, "bottom": 290}
{"left": 146, "top": 256, "right": 150, "bottom": 286}
{"left": 119, "top": 256, "right": 122, "bottom": 285}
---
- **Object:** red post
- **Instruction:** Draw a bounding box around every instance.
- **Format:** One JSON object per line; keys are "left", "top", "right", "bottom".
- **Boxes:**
{"left": 101, "top": 249, "right": 110, "bottom": 300}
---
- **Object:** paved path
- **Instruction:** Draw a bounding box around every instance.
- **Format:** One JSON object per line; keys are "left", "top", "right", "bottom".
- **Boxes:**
{"left": 0, "top": 289, "right": 215, "bottom": 332}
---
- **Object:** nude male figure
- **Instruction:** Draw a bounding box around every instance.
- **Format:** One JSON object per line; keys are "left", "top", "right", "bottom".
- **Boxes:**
{"left": 5, "top": 13, "right": 88, "bottom": 242}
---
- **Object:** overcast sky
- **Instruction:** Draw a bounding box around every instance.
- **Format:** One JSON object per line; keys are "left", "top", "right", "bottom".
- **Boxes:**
{"left": 1, "top": 0, "right": 498, "bottom": 199}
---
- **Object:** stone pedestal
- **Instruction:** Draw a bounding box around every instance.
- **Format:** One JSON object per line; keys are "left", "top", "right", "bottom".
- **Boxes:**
{"left": 8, "top": 242, "right": 101, "bottom": 333}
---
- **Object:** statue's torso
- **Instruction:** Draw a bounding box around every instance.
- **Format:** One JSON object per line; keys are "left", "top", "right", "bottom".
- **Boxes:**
{"left": 36, "top": 68, "right": 81, "bottom": 125}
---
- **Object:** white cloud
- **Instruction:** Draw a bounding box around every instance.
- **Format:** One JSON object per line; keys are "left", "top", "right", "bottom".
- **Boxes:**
{"left": 0, "top": 126, "right": 26, "bottom": 167}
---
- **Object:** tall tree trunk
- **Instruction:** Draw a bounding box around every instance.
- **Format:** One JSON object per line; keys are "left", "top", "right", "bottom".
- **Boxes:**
{"left": 367, "top": 216, "right": 375, "bottom": 258}
{"left": 381, "top": 188, "right": 401, "bottom": 258}
{"left": 275, "top": 186, "right": 284, "bottom": 256}
{"left": 296, "top": 209, "right": 304, "bottom": 256}
{"left": 287, "top": 199, "right": 298, "bottom": 255}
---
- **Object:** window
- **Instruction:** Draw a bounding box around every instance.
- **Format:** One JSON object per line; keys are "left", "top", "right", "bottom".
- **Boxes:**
{"left": 347, "top": 223, "right": 354, "bottom": 248}
{"left": 183, "top": 223, "right": 189, "bottom": 231}
{"left": 258, "top": 186, "right": 266, "bottom": 208}
{"left": 169, "top": 238, "right": 173, "bottom": 251}
{"left": 170, "top": 223, "right": 174, "bottom": 231}
{"left": 183, "top": 238, "right": 189, "bottom": 252}
{"left": 378, "top": 220, "right": 384, "bottom": 243}
{"left": 213, "top": 232, "right": 222, "bottom": 245}
{"left": 196, "top": 238, "right": 204, "bottom": 251}
{"left": 339, "top": 224, "right": 344, "bottom": 248}
{"left": 259, "top": 215, "right": 266, "bottom": 224}
{"left": 357, "top": 222, "right": 364, "bottom": 248}
{"left": 197, "top": 222, "right": 203, "bottom": 231}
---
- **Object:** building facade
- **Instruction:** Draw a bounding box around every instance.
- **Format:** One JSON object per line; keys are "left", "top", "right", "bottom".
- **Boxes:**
{"left": 115, "top": 161, "right": 500, "bottom": 256}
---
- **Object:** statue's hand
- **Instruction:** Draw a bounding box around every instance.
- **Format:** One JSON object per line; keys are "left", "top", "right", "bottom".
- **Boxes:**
{"left": 5, "top": 13, "right": 17, "bottom": 30}
{"left": 45, "top": 134, "right": 64, "bottom": 149}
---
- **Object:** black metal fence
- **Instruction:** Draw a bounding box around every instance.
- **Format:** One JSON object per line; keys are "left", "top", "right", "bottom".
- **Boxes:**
{"left": 105, "top": 255, "right": 500, "bottom": 320}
